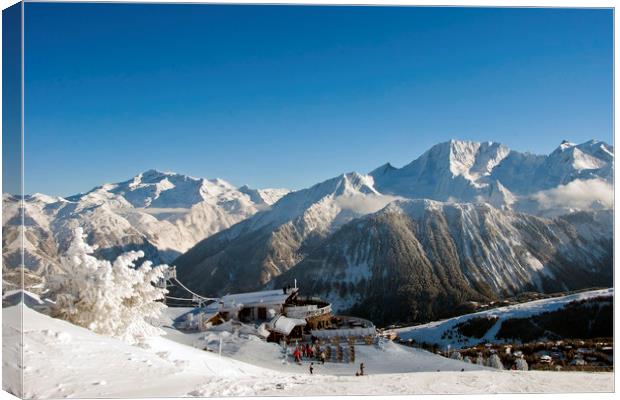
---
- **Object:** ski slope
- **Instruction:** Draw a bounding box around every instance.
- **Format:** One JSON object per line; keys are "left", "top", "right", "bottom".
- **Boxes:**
{"left": 392, "top": 288, "right": 614, "bottom": 348}
{"left": 2, "top": 304, "right": 613, "bottom": 398}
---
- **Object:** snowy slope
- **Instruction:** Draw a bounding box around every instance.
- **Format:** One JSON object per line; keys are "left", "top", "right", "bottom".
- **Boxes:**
{"left": 159, "top": 322, "right": 488, "bottom": 376}
{"left": 392, "top": 288, "right": 614, "bottom": 349}
{"left": 3, "top": 304, "right": 276, "bottom": 398}
{"left": 238, "top": 185, "right": 291, "bottom": 206}
{"left": 3, "top": 304, "right": 613, "bottom": 398}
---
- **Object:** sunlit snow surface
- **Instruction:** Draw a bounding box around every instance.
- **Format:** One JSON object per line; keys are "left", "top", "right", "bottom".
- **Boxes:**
{"left": 3, "top": 304, "right": 612, "bottom": 398}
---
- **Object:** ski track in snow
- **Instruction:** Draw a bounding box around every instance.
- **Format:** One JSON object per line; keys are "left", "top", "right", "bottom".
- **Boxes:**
{"left": 2, "top": 304, "right": 613, "bottom": 398}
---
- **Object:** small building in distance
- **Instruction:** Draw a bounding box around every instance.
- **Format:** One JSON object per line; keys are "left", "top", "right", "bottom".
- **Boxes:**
{"left": 218, "top": 287, "right": 299, "bottom": 322}
{"left": 179, "top": 304, "right": 225, "bottom": 331}
{"left": 175, "top": 284, "right": 376, "bottom": 345}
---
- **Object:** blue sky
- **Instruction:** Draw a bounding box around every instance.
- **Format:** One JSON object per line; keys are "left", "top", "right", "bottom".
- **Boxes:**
{"left": 23, "top": 4, "right": 613, "bottom": 196}
{"left": 3, "top": 3, "right": 22, "bottom": 196}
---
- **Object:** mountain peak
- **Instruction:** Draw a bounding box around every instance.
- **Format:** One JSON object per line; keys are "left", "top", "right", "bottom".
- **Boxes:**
{"left": 139, "top": 168, "right": 175, "bottom": 179}
{"left": 411, "top": 139, "right": 509, "bottom": 179}
{"left": 338, "top": 172, "right": 379, "bottom": 196}
{"left": 557, "top": 140, "right": 576, "bottom": 152}
{"left": 369, "top": 162, "right": 396, "bottom": 177}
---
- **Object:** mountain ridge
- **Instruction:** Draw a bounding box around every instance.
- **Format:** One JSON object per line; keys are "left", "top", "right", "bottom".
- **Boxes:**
{"left": 2, "top": 170, "right": 291, "bottom": 290}
{"left": 170, "top": 138, "right": 613, "bottom": 325}
{"left": 3, "top": 138, "right": 613, "bottom": 322}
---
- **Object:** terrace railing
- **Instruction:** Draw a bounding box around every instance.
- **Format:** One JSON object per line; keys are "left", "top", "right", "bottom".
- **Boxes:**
{"left": 284, "top": 304, "right": 332, "bottom": 319}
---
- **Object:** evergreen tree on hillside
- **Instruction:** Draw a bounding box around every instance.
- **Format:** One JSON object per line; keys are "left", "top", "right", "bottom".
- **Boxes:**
{"left": 45, "top": 227, "right": 169, "bottom": 343}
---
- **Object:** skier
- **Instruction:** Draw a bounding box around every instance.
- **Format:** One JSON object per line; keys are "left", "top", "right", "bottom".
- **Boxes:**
{"left": 309, "top": 362, "right": 314, "bottom": 375}
{"left": 320, "top": 350, "right": 326, "bottom": 365}
{"left": 293, "top": 347, "right": 302, "bottom": 364}
{"left": 359, "top": 362, "right": 365, "bottom": 376}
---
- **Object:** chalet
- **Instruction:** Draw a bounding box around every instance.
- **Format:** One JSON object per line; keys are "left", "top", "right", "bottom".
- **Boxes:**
{"left": 215, "top": 286, "right": 335, "bottom": 334}
{"left": 218, "top": 287, "right": 299, "bottom": 322}
{"left": 179, "top": 303, "right": 225, "bottom": 331}
{"left": 266, "top": 315, "right": 307, "bottom": 342}
{"left": 176, "top": 284, "right": 377, "bottom": 345}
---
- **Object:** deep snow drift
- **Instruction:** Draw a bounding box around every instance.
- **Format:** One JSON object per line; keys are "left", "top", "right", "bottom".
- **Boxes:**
{"left": 3, "top": 304, "right": 613, "bottom": 398}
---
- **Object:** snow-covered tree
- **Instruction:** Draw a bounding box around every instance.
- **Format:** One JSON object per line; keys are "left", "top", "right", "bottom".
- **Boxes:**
{"left": 489, "top": 353, "right": 504, "bottom": 370}
{"left": 450, "top": 351, "right": 463, "bottom": 361}
{"left": 46, "top": 227, "right": 168, "bottom": 343}
{"left": 515, "top": 357, "right": 528, "bottom": 371}
{"left": 475, "top": 353, "right": 485, "bottom": 365}
{"left": 463, "top": 356, "right": 472, "bottom": 363}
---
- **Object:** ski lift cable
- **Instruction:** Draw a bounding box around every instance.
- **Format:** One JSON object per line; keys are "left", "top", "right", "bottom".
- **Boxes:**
{"left": 165, "top": 295, "right": 196, "bottom": 301}
{"left": 169, "top": 276, "right": 218, "bottom": 302}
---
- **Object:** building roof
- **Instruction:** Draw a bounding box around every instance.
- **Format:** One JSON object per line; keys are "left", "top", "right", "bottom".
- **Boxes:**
{"left": 269, "top": 315, "right": 307, "bottom": 335}
{"left": 176, "top": 305, "right": 221, "bottom": 324}
{"left": 203, "top": 302, "right": 220, "bottom": 314}
{"left": 220, "top": 288, "right": 297, "bottom": 311}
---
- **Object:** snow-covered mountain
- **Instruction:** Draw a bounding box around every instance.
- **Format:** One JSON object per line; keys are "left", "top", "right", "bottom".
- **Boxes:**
{"left": 370, "top": 140, "right": 512, "bottom": 205}
{"left": 3, "top": 138, "right": 613, "bottom": 323}
{"left": 173, "top": 139, "right": 613, "bottom": 325}
{"left": 371, "top": 139, "right": 613, "bottom": 213}
{"left": 272, "top": 200, "right": 612, "bottom": 324}
{"left": 173, "top": 172, "right": 399, "bottom": 294}
{"left": 2, "top": 170, "right": 290, "bottom": 289}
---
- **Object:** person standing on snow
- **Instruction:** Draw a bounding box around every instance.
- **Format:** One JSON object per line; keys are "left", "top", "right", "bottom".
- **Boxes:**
{"left": 309, "top": 362, "right": 314, "bottom": 375}
{"left": 359, "top": 362, "right": 365, "bottom": 376}
{"left": 293, "top": 347, "right": 302, "bottom": 364}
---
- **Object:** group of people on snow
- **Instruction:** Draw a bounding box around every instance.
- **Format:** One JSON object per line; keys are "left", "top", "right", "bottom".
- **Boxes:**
{"left": 289, "top": 342, "right": 366, "bottom": 377}
{"left": 292, "top": 343, "right": 326, "bottom": 365}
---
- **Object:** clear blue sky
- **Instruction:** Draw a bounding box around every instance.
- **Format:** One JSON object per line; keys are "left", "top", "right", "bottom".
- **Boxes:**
{"left": 23, "top": 4, "right": 613, "bottom": 196}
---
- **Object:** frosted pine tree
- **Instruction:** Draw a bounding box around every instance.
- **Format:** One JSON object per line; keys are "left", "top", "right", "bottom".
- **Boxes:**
{"left": 46, "top": 227, "right": 121, "bottom": 335}
{"left": 450, "top": 351, "right": 463, "bottom": 361}
{"left": 475, "top": 353, "right": 485, "bottom": 365}
{"left": 463, "top": 356, "right": 472, "bottom": 363}
{"left": 111, "top": 253, "right": 168, "bottom": 342}
{"left": 46, "top": 227, "right": 168, "bottom": 343}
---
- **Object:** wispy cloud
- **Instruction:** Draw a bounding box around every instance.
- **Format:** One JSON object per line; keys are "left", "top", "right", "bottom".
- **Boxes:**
{"left": 531, "top": 179, "right": 613, "bottom": 210}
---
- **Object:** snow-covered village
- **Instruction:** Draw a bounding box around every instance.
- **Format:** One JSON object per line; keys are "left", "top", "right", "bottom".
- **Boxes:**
{"left": 2, "top": 2, "right": 616, "bottom": 399}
